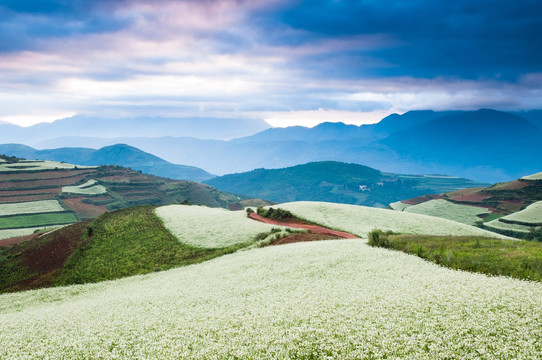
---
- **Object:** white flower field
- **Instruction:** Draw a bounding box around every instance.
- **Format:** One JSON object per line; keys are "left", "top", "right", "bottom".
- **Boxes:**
{"left": 1, "top": 240, "right": 541, "bottom": 359}
{"left": 395, "top": 199, "right": 491, "bottom": 226}
{"left": 276, "top": 201, "right": 506, "bottom": 238}
{"left": 0, "top": 199, "right": 65, "bottom": 217}
{"left": 156, "top": 204, "right": 288, "bottom": 248}
{"left": 62, "top": 179, "right": 107, "bottom": 195}
{"left": 498, "top": 200, "right": 542, "bottom": 225}
{"left": 0, "top": 160, "right": 93, "bottom": 172}
{"left": 521, "top": 172, "right": 542, "bottom": 180}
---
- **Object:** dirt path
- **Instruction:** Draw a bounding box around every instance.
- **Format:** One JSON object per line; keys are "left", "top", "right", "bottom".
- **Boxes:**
{"left": 248, "top": 213, "right": 359, "bottom": 239}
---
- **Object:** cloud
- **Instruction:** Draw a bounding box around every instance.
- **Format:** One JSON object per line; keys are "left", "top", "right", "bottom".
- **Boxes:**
{"left": 0, "top": 0, "right": 541, "bottom": 127}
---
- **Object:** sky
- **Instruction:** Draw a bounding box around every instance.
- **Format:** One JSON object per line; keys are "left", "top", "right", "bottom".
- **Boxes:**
{"left": 0, "top": 0, "right": 541, "bottom": 127}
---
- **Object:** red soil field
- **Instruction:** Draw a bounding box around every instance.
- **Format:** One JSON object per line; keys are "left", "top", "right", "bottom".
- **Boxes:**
{"left": 448, "top": 193, "right": 492, "bottom": 203}
{"left": 270, "top": 232, "right": 332, "bottom": 245}
{"left": 0, "top": 194, "right": 57, "bottom": 203}
{"left": 493, "top": 181, "right": 531, "bottom": 190}
{"left": 0, "top": 175, "right": 89, "bottom": 189}
{"left": 61, "top": 198, "right": 108, "bottom": 219}
{"left": 0, "top": 188, "right": 60, "bottom": 196}
{"left": 402, "top": 194, "right": 445, "bottom": 205}
{"left": 248, "top": 213, "right": 359, "bottom": 240}
{"left": 1, "top": 222, "right": 89, "bottom": 292}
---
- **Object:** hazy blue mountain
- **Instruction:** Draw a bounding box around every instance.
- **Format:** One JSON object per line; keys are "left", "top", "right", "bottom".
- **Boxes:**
{"left": 379, "top": 109, "right": 542, "bottom": 178}
{"left": 232, "top": 110, "right": 452, "bottom": 144}
{"left": 205, "top": 161, "right": 488, "bottom": 207}
{"left": 365, "top": 110, "right": 456, "bottom": 135}
{"left": 12, "top": 109, "right": 542, "bottom": 183}
{"left": 0, "top": 115, "right": 269, "bottom": 146}
{"left": 515, "top": 110, "right": 542, "bottom": 131}
{"left": 0, "top": 143, "right": 215, "bottom": 182}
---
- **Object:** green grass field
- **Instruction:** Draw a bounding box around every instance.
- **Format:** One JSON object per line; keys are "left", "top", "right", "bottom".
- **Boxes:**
{"left": 0, "top": 212, "right": 77, "bottom": 229}
{"left": 55, "top": 206, "right": 258, "bottom": 286}
{"left": 368, "top": 232, "right": 542, "bottom": 281}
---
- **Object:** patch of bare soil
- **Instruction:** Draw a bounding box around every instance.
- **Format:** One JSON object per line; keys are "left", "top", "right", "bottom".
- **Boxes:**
{"left": 248, "top": 213, "right": 359, "bottom": 242}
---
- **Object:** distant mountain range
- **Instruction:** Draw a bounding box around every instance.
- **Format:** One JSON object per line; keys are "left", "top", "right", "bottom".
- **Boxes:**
{"left": 0, "top": 143, "right": 215, "bottom": 182}
{"left": 0, "top": 115, "right": 270, "bottom": 145}
{"left": 2, "top": 109, "right": 541, "bottom": 183}
{"left": 205, "top": 161, "right": 488, "bottom": 207}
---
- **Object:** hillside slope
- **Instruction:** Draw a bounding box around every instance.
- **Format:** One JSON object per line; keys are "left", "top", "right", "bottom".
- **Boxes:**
{"left": 206, "top": 161, "right": 487, "bottom": 207}
{"left": 0, "top": 159, "right": 244, "bottom": 241}
{"left": 391, "top": 172, "right": 542, "bottom": 237}
{"left": 0, "top": 143, "right": 215, "bottom": 182}
{"left": 0, "top": 205, "right": 284, "bottom": 293}
{"left": 1, "top": 239, "right": 540, "bottom": 358}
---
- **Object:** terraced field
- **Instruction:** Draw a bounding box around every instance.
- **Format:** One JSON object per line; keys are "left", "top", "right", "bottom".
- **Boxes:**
{"left": 391, "top": 173, "right": 542, "bottom": 238}
{"left": 0, "top": 160, "right": 246, "bottom": 240}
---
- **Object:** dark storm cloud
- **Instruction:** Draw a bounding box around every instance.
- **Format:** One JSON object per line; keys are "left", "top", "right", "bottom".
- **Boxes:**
{"left": 272, "top": 0, "right": 542, "bottom": 80}
{"left": 0, "top": 0, "right": 131, "bottom": 52}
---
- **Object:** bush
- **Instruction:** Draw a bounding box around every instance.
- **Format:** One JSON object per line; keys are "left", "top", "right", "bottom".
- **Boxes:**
{"left": 525, "top": 227, "right": 542, "bottom": 242}
{"left": 256, "top": 207, "right": 294, "bottom": 221}
{"left": 367, "top": 229, "right": 394, "bottom": 248}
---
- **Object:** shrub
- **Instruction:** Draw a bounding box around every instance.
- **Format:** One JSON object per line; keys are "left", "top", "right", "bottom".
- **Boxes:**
{"left": 367, "top": 229, "right": 394, "bottom": 248}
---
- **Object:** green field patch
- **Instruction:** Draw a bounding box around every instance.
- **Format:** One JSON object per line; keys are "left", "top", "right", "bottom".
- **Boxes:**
{"left": 0, "top": 212, "right": 77, "bottom": 230}
{"left": 368, "top": 231, "right": 542, "bottom": 281}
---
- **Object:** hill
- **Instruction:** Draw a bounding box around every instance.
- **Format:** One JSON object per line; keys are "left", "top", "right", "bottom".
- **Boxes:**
{"left": 0, "top": 143, "right": 215, "bottom": 182}
{"left": 0, "top": 158, "right": 248, "bottom": 241}
{"left": 1, "top": 200, "right": 505, "bottom": 293}
{"left": 0, "top": 205, "right": 287, "bottom": 293}
{"left": 2, "top": 238, "right": 540, "bottom": 358}
{"left": 206, "top": 161, "right": 488, "bottom": 207}
{"left": 391, "top": 172, "right": 542, "bottom": 237}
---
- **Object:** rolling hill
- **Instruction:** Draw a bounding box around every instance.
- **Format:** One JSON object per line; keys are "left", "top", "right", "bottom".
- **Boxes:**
{"left": 0, "top": 157, "right": 250, "bottom": 241}
{"left": 2, "top": 201, "right": 540, "bottom": 358}
{"left": 0, "top": 143, "right": 215, "bottom": 182}
{"left": 391, "top": 171, "right": 542, "bottom": 237}
{"left": 205, "top": 161, "right": 488, "bottom": 207}
{"left": 1, "top": 200, "right": 505, "bottom": 293}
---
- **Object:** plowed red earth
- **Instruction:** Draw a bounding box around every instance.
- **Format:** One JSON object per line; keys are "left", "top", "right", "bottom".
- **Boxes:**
{"left": 248, "top": 213, "right": 359, "bottom": 240}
